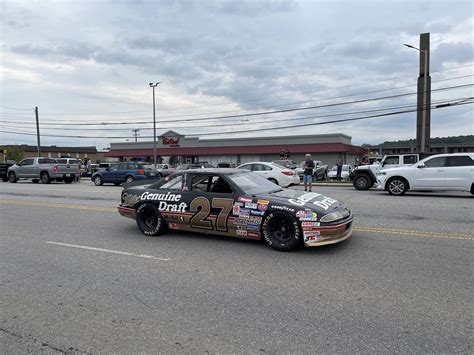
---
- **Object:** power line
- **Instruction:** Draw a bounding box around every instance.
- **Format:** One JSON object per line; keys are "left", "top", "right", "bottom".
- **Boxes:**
{"left": 1, "top": 101, "right": 471, "bottom": 139}
{"left": 1, "top": 83, "right": 472, "bottom": 126}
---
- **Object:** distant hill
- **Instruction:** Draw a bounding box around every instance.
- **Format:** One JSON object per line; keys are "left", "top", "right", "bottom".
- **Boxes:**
{"left": 362, "top": 135, "right": 474, "bottom": 147}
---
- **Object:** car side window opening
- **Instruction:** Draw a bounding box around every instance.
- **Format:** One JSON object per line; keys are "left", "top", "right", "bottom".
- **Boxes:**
{"left": 191, "top": 175, "right": 210, "bottom": 192}
{"left": 403, "top": 155, "right": 417, "bottom": 164}
{"left": 423, "top": 157, "right": 447, "bottom": 168}
{"left": 251, "top": 164, "right": 262, "bottom": 171}
{"left": 383, "top": 156, "right": 399, "bottom": 165}
{"left": 447, "top": 156, "right": 473, "bottom": 167}
{"left": 21, "top": 159, "right": 34, "bottom": 166}
{"left": 262, "top": 165, "right": 272, "bottom": 171}
{"left": 210, "top": 176, "right": 233, "bottom": 194}
{"left": 110, "top": 165, "right": 119, "bottom": 171}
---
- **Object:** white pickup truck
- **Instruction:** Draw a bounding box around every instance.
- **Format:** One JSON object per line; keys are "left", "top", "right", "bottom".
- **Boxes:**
{"left": 8, "top": 157, "right": 81, "bottom": 184}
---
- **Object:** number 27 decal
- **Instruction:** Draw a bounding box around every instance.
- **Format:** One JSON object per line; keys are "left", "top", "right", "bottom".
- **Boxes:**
{"left": 190, "top": 197, "right": 233, "bottom": 231}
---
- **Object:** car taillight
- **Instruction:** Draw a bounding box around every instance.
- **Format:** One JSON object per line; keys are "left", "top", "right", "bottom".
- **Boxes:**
{"left": 53, "top": 164, "right": 58, "bottom": 173}
{"left": 281, "top": 170, "right": 293, "bottom": 176}
{"left": 77, "top": 164, "right": 81, "bottom": 173}
{"left": 137, "top": 169, "right": 145, "bottom": 175}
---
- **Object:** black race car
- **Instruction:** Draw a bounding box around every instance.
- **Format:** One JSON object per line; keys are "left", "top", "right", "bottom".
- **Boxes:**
{"left": 118, "top": 169, "right": 353, "bottom": 251}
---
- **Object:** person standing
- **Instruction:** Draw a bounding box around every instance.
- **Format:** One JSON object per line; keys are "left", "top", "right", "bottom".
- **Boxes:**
{"left": 336, "top": 158, "right": 343, "bottom": 181}
{"left": 303, "top": 154, "right": 315, "bottom": 192}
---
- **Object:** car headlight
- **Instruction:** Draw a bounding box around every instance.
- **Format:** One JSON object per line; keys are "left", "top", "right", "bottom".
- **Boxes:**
{"left": 320, "top": 211, "right": 344, "bottom": 223}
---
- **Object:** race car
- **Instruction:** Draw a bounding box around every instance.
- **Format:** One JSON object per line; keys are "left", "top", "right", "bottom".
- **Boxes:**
{"left": 118, "top": 169, "right": 353, "bottom": 251}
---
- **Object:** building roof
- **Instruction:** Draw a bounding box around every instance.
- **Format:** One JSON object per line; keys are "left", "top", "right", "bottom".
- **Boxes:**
{"left": 105, "top": 143, "right": 366, "bottom": 157}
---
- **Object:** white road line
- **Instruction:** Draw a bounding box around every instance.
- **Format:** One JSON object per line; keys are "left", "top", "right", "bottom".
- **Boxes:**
{"left": 46, "top": 241, "right": 170, "bottom": 261}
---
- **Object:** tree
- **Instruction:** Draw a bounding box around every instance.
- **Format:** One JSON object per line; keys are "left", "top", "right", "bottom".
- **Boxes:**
{"left": 5, "top": 146, "right": 25, "bottom": 162}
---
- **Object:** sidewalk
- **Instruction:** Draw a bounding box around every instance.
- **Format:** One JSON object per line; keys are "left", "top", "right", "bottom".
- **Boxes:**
{"left": 298, "top": 181, "right": 353, "bottom": 187}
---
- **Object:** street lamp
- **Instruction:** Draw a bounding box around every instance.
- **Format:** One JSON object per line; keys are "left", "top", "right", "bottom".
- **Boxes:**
{"left": 404, "top": 43, "right": 429, "bottom": 152}
{"left": 149, "top": 82, "right": 161, "bottom": 166}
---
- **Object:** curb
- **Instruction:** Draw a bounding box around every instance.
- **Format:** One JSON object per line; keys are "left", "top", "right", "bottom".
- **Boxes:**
{"left": 298, "top": 182, "right": 353, "bottom": 187}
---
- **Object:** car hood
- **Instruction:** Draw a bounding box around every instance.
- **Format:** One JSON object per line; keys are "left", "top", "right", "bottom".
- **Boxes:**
{"left": 255, "top": 189, "right": 346, "bottom": 213}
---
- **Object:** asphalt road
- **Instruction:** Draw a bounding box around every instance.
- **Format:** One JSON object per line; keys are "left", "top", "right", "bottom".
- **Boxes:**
{"left": 1, "top": 180, "right": 472, "bottom": 354}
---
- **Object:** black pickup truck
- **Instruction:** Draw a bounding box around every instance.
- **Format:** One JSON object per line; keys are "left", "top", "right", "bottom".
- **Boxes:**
{"left": 0, "top": 161, "right": 15, "bottom": 182}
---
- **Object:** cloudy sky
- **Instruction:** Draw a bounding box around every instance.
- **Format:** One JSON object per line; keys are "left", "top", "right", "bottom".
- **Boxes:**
{"left": 1, "top": 0, "right": 473, "bottom": 149}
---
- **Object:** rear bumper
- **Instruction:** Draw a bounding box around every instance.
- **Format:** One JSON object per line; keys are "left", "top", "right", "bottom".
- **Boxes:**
{"left": 118, "top": 206, "right": 136, "bottom": 219}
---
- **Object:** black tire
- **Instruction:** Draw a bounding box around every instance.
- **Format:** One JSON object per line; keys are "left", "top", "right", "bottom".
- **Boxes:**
{"left": 64, "top": 178, "right": 73, "bottom": 184}
{"left": 40, "top": 172, "right": 51, "bottom": 184}
{"left": 93, "top": 175, "right": 103, "bottom": 186}
{"left": 262, "top": 211, "right": 301, "bottom": 251}
{"left": 136, "top": 203, "right": 167, "bottom": 236}
{"left": 353, "top": 174, "right": 373, "bottom": 190}
{"left": 125, "top": 175, "right": 135, "bottom": 183}
{"left": 386, "top": 177, "right": 408, "bottom": 196}
{"left": 470, "top": 184, "right": 473, "bottom": 195}
{"left": 8, "top": 172, "right": 18, "bottom": 183}
{"left": 113, "top": 182, "right": 121, "bottom": 186}
{"left": 268, "top": 178, "right": 279, "bottom": 185}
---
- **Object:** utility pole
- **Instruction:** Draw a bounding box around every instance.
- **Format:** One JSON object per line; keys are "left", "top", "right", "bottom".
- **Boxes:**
{"left": 35, "top": 106, "right": 41, "bottom": 157}
{"left": 404, "top": 33, "right": 431, "bottom": 153}
{"left": 132, "top": 129, "right": 140, "bottom": 142}
{"left": 149, "top": 82, "right": 161, "bottom": 166}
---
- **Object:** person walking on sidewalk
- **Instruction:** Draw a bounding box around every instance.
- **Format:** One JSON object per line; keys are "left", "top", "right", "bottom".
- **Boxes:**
{"left": 303, "top": 154, "right": 315, "bottom": 192}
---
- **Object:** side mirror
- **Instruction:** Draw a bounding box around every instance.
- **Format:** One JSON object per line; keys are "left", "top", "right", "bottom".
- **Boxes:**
{"left": 417, "top": 163, "right": 425, "bottom": 168}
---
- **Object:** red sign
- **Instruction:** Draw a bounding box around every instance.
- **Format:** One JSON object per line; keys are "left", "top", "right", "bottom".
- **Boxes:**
{"left": 162, "top": 137, "right": 180, "bottom": 145}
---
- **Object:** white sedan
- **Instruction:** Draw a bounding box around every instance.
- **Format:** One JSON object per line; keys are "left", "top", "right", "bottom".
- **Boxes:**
{"left": 328, "top": 165, "right": 353, "bottom": 180}
{"left": 237, "top": 162, "right": 300, "bottom": 187}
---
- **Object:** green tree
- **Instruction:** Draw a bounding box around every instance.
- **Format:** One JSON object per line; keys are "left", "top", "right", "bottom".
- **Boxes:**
{"left": 5, "top": 146, "right": 25, "bottom": 162}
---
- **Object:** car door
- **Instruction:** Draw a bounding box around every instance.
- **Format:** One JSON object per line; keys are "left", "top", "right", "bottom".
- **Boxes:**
{"left": 102, "top": 164, "right": 119, "bottom": 183}
{"left": 413, "top": 156, "right": 447, "bottom": 188}
{"left": 17, "top": 158, "right": 35, "bottom": 177}
{"left": 445, "top": 155, "right": 474, "bottom": 188}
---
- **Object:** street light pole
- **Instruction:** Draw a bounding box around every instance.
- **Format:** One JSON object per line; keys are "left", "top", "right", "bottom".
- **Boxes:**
{"left": 149, "top": 82, "right": 160, "bottom": 166}
{"left": 404, "top": 39, "right": 430, "bottom": 153}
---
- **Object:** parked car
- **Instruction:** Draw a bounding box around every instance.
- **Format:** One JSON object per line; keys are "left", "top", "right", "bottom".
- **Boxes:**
{"left": 272, "top": 159, "right": 298, "bottom": 169}
{"left": 91, "top": 162, "right": 158, "bottom": 186}
{"left": 56, "top": 158, "right": 83, "bottom": 181}
{"left": 295, "top": 160, "right": 328, "bottom": 180}
{"left": 327, "top": 165, "right": 353, "bottom": 180}
{"left": 8, "top": 157, "right": 81, "bottom": 184}
{"left": 0, "top": 160, "right": 15, "bottom": 182}
{"left": 154, "top": 163, "right": 175, "bottom": 177}
{"left": 376, "top": 153, "right": 474, "bottom": 195}
{"left": 237, "top": 162, "right": 300, "bottom": 187}
{"left": 176, "top": 162, "right": 215, "bottom": 170}
{"left": 118, "top": 169, "right": 353, "bottom": 251}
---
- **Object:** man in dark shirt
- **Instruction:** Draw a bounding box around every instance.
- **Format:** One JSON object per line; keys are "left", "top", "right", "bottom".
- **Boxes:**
{"left": 303, "top": 154, "right": 315, "bottom": 192}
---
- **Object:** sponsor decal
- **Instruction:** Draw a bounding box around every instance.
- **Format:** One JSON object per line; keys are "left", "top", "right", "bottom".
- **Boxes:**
{"left": 257, "top": 204, "right": 268, "bottom": 212}
{"left": 288, "top": 192, "right": 322, "bottom": 206}
{"left": 247, "top": 231, "right": 260, "bottom": 238}
{"left": 306, "top": 211, "right": 318, "bottom": 219}
{"left": 156, "top": 201, "right": 187, "bottom": 213}
{"left": 299, "top": 217, "right": 318, "bottom": 222}
{"left": 249, "top": 216, "right": 262, "bottom": 224}
{"left": 271, "top": 205, "right": 295, "bottom": 212}
{"left": 234, "top": 202, "right": 244, "bottom": 207}
{"left": 296, "top": 210, "right": 306, "bottom": 217}
{"left": 238, "top": 197, "right": 253, "bottom": 203}
{"left": 236, "top": 229, "right": 248, "bottom": 236}
{"left": 232, "top": 205, "right": 240, "bottom": 215}
{"left": 246, "top": 223, "right": 260, "bottom": 231}
{"left": 235, "top": 218, "right": 248, "bottom": 225}
{"left": 303, "top": 230, "right": 321, "bottom": 242}
{"left": 302, "top": 221, "right": 320, "bottom": 227}
{"left": 239, "top": 208, "right": 250, "bottom": 218}
{"left": 122, "top": 193, "right": 140, "bottom": 206}
{"left": 236, "top": 224, "right": 247, "bottom": 230}
{"left": 140, "top": 191, "right": 181, "bottom": 202}
{"left": 168, "top": 223, "right": 179, "bottom": 230}
{"left": 257, "top": 199, "right": 269, "bottom": 205}
{"left": 313, "top": 197, "right": 338, "bottom": 210}
{"left": 245, "top": 202, "right": 258, "bottom": 210}
{"left": 250, "top": 210, "right": 265, "bottom": 216}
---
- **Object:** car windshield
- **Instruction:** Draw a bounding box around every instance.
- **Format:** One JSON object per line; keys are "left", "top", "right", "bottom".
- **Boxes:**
{"left": 227, "top": 172, "right": 282, "bottom": 195}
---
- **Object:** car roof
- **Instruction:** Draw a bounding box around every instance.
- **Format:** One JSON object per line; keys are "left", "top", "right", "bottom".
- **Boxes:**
{"left": 174, "top": 168, "right": 246, "bottom": 175}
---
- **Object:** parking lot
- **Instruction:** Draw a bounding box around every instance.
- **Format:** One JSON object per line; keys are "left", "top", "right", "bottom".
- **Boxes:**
{"left": 1, "top": 180, "right": 472, "bottom": 353}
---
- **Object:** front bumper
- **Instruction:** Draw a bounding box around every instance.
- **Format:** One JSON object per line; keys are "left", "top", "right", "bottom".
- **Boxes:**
{"left": 118, "top": 205, "right": 136, "bottom": 219}
{"left": 303, "top": 219, "right": 353, "bottom": 247}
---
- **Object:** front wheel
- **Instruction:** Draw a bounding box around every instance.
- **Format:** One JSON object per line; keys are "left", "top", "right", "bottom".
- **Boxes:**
{"left": 387, "top": 177, "right": 408, "bottom": 196}
{"left": 262, "top": 211, "right": 301, "bottom": 251}
{"left": 136, "top": 203, "right": 167, "bottom": 236}
{"left": 353, "top": 174, "right": 372, "bottom": 190}
{"left": 93, "top": 175, "right": 103, "bottom": 186}
{"left": 8, "top": 172, "right": 18, "bottom": 183}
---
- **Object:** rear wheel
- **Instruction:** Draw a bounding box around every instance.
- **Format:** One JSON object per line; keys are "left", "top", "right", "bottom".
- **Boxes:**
{"left": 93, "top": 175, "right": 103, "bottom": 186}
{"left": 268, "top": 178, "right": 278, "bottom": 185}
{"left": 125, "top": 175, "right": 135, "bottom": 183}
{"left": 387, "top": 177, "right": 408, "bottom": 196}
{"left": 136, "top": 203, "right": 167, "bottom": 236}
{"left": 353, "top": 174, "right": 372, "bottom": 190}
{"left": 40, "top": 172, "right": 51, "bottom": 184}
{"left": 262, "top": 211, "right": 301, "bottom": 251}
{"left": 8, "top": 172, "right": 18, "bottom": 183}
{"left": 1, "top": 176, "right": 8, "bottom": 182}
